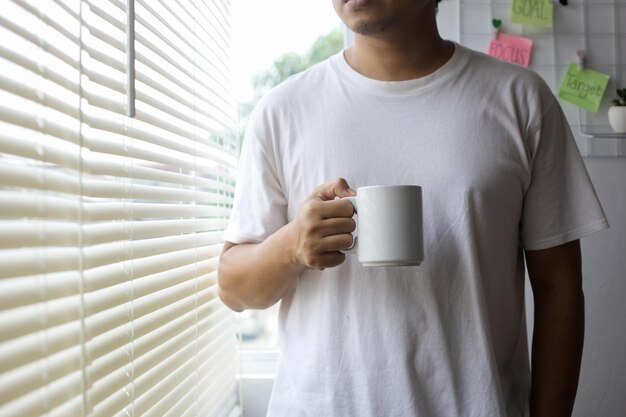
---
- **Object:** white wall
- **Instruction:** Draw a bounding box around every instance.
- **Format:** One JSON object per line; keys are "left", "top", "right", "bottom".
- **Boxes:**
{"left": 570, "top": 159, "right": 626, "bottom": 416}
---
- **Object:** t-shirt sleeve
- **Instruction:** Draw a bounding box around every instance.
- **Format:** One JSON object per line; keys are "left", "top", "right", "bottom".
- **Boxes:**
{"left": 222, "top": 104, "right": 288, "bottom": 244}
{"left": 520, "top": 99, "right": 609, "bottom": 251}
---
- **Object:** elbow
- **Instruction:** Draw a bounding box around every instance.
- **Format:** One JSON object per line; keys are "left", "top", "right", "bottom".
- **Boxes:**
{"left": 217, "top": 244, "right": 283, "bottom": 311}
{"left": 217, "top": 255, "right": 274, "bottom": 312}
{"left": 218, "top": 284, "right": 245, "bottom": 312}
{"left": 217, "top": 275, "right": 277, "bottom": 312}
{"left": 217, "top": 271, "right": 278, "bottom": 312}
{"left": 217, "top": 258, "right": 245, "bottom": 312}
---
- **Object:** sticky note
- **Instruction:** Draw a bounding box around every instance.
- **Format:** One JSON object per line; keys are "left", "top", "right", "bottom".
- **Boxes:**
{"left": 488, "top": 33, "right": 533, "bottom": 67}
{"left": 511, "top": 0, "right": 553, "bottom": 28}
{"left": 558, "top": 63, "right": 610, "bottom": 113}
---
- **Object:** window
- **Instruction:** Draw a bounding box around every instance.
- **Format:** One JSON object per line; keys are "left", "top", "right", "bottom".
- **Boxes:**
{"left": 0, "top": 1, "right": 240, "bottom": 416}
{"left": 230, "top": 1, "right": 343, "bottom": 351}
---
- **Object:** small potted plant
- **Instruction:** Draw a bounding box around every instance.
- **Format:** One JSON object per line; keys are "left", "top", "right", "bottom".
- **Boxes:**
{"left": 609, "top": 88, "right": 626, "bottom": 133}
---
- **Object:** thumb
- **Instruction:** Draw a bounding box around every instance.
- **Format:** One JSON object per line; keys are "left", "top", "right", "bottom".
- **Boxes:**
{"left": 311, "top": 177, "right": 356, "bottom": 201}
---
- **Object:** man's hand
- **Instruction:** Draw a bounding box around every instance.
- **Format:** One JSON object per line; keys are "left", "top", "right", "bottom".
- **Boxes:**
{"left": 218, "top": 178, "right": 357, "bottom": 311}
{"left": 289, "top": 178, "right": 357, "bottom": 270}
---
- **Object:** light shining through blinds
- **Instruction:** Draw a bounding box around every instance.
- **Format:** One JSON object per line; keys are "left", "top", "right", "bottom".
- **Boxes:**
{"left": 0, "top": 0, "right": 241, "bottom": 416}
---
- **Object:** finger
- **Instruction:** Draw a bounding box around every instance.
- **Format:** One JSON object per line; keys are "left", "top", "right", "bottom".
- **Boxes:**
{"left": 319, "top": 234, "right": 354, "bottom": 252}
{"left": 311, "top": 177, "right": 356, "bottom": 201}
{"left": 314, "top": 251, "right": 346, "bottom": 270}
{"left": 318, "top": 199, "right": 355, "bottom": 219}
{"left": 317, "top": 217, "right": 356, "bottom": 236}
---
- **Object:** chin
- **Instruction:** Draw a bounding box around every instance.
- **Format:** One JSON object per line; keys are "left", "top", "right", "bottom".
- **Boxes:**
{"left": 346, "top": 15, "right": 395, "bottom": 36}
{"left": 351, "top": 21, "right": 388, "bottom": 35}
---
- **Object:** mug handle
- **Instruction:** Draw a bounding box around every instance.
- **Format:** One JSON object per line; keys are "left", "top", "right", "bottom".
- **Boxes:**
{"left": 340, "top": 196, "right": 358, "bottom": 254}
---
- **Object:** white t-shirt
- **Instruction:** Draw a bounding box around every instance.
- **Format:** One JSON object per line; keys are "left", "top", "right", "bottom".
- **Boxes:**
{"left": 223, "top": 44, "right": 608, "bottom": 417}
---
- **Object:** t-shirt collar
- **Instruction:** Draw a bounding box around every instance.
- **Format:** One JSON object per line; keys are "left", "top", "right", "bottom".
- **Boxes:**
{"left": 331, "top": 41, "right": 466, "bottom": 96}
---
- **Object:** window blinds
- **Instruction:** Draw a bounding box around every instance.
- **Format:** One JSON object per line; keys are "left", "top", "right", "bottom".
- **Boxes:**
{"left": 0, "top": 1, "right": 241, "bottom": 416}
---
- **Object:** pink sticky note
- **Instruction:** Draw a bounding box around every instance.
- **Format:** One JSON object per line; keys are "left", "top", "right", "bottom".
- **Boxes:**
{"left": 488, "top": 33, "right": 533, "bottom": 67}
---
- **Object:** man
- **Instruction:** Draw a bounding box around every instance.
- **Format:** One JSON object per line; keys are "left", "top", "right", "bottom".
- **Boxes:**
{"left": 219, "top": 0, "right": 608, "bottom": 415}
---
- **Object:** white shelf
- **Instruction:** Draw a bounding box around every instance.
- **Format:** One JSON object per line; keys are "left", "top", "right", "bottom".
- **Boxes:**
{"left": 579, "top": 129, "right": 626, "bottom": 139}
{"left": 577, "top": 107, "right": 626, "bottom": 157}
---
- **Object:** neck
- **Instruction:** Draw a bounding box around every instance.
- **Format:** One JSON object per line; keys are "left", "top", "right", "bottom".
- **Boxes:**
{"left": 344, "top": 14, "right": 454, "bottom": 81}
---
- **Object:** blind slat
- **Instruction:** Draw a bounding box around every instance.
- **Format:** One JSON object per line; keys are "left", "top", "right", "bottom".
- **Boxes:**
{"left": 0, "top": 39, "right": 78, "bottom": 94}
{"left": 84, "top": 202, "right": 231, "bottom": 221}
{"left": 14, "top": 0, "right": 78, "bottom": 47}
{"left": 84, "top": 258, "right": 216, "bottom": 316}
{"left": 83, "top": 219, "right": 228, "bottom": 245}
{"left": 82, "top": 50, "right": 234, "bottom": 130}
{"left": 0, "top": 5, "right": 79, "bottom": 71}
{"left": 0, "top": 191, "right": 80, "bottom": 220}
{"left": 146, "top": 371, "right": 196, "bottom": 417}
{"left": 91, "top": 346, "right": 196, "bottom": 417}
{"left": 0, "top": 163, "right": 80, "bottom": 196}
{"left": 0, "top": 102, "right": 80, "bottom": 145}
{"left": 86, "top": 0, "right": 231, "bottom": 100}
{"left": 81, "top": 29, "right": 234, "bottom": 129}
{"left": 147, "top": 0, "right": 230, "bottom": 74}
{"left": 87, "top": 287, "right": 222, "bottom": 362}
{"left": 197, "top": 379, "right": 239, "bottom": 417}
{"left": 82, "top": 132, "right": 236, "bottom": 175}
{"left": 82, "top": 61, "right": 230, "bottom": 136}
{"left": 83, "top": 234, "right": 222, "bottom": 269}
{"left": 88, "top": 325, "right": 197, "bottom": 408}
{"left": 46, "top": 396, "right": 83, "bottom": 417}
{"left": 0, "top": 294, "right": 80, "bottom": 343}
{"left": 0, "top": 163, "right": 232, "bottom": 203}
{"left": 86, "top": 278, "right": 203, "bottom": 339}
{"left": 83, "top": 182, "right": 231, "bottom": 203}
{"left": 0, "top": 345, "right": 81, "bottom": 406}
{"left": 0, "top": 320, "right": 81, "bottom": 374}
{"left": 132, "top": 350, "right": 200, "bottom": 416}
{"left": 0, "top": 370, "right": 82, "bottom": 417}
{"left": 91, "top": 307, "right": 232, "bottom": 393}
{"left": 0, "top": 131, "right": 80, "bottom": 171}
{"left": 85, "top": 305, "right": 234, "bottom": 415}
{"left": 87, "top": 304, "right": 223, "bottom": 382}
{"left": 96, "top": 318, "right": 235, "bottom": 417}
{"left": 82, "top": 104, "right": 236, "bottom": 167}
{"left": 0, "top": 247, "right": 81, "bottom": 279}
{"left": 173, "top": 0, "right": 230, "bottom": 64}
{"left": 0, "top": 221, "right": 81, "bottom": 248}
{"left": 0, "top": 271, "right": 80, "bottom": 311}
{"left": 135, "top": 0, "right": 230, "bottom": 87}
{"left": 82, "top": 158, "right": 232, "bottom": 191}
{"left": 0, "top": 73, "right": 79, "bottom": 119}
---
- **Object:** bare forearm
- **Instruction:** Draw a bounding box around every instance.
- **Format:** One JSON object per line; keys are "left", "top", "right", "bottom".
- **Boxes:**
{"left": 218, "top": 223, "right": 304, "bottom": 311}
{"left": 530, "top": 286, "right": 585, "bottom": 417}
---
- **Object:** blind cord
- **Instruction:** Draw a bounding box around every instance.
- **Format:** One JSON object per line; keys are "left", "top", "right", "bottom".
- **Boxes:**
{"left": 126, "top": 0, "right": 135, "bottom": 118}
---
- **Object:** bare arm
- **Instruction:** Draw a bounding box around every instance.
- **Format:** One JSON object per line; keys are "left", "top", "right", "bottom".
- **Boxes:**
{"left": 218, "top": 178, "right": 356, "bottom": 311}
{"left": 525, "top": 239, "right": 585, "bottom": 417}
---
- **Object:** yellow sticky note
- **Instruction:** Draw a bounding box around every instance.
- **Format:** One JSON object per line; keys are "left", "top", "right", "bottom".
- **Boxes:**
{"left": 511, "top": 0, "right": 553, "bottom": 28}
{"left": 558, "top": 63, "right": 610, "bottom": 113}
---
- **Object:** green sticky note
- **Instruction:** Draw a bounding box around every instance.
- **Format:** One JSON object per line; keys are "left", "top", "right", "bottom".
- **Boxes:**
{"left": 511, "top": 0, "right": 553, "bottom": 28}
{"left": 558, "top": 63, "right": 610, "bottom": 113}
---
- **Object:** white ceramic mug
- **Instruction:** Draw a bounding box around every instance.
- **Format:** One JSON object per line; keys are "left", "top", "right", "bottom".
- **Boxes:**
{"left": 341, "top": 185, "right": 423, "bottom": 267}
